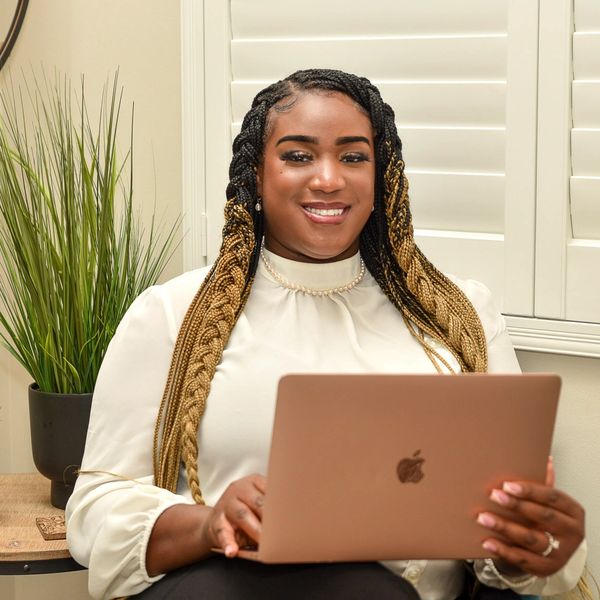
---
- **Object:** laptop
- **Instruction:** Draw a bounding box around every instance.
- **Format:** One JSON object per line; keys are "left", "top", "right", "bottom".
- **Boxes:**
{"left": 227, "top": 373, "right": 560, "bottom": 563}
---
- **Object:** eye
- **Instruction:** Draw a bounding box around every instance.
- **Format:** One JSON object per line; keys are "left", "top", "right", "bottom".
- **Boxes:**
{"left": 280, "top": 150, "right": 312, "bottom": 163}
{"left": 341, "top": 152, "right": 370, "bottom": 163}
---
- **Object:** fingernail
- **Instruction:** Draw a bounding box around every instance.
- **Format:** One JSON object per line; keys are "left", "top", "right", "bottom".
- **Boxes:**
{"left": 224, "top": 545, "right": 235, "bottom": 558}
{"left": 503, "top": 482, "right": 523, "bottom": 496}
{"left": 482, "top": 540, "right": 498, "bottom": 553}
{"left": 477, "top": 513, "right": 496, "bottom": 528}
{"left": 490, "top": 488, "right": 511, "bottom": 505}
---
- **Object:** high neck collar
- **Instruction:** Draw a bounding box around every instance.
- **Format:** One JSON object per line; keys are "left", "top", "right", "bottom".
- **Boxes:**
{"left": 259, "top": 248, "right": 364, "bottom": 293}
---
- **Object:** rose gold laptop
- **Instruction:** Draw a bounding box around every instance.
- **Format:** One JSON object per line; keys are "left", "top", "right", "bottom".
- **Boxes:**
{"left": 232, "top": 373, "right": 560, "bottom": 562}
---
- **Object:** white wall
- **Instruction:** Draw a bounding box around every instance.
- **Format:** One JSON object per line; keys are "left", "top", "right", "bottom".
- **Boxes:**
{"left": 517, "top": 351, "right": 600, "bottom": 581}
{"left": 0, "top": 1, "right": 182, "bottom": 598}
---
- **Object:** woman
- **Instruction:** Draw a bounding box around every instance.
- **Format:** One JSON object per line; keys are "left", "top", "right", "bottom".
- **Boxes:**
{"left": 66, "top": 69, "right": 586, "bottom": 600}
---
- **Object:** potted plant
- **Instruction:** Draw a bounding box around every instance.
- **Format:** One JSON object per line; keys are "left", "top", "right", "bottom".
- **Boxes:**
{"left": 0, "top": 73, "right": 178, "bottom": 508}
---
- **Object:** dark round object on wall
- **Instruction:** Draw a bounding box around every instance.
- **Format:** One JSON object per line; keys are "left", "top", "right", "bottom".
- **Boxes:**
{"left": 0, "top": 0, "right": 29, "bottom": 70}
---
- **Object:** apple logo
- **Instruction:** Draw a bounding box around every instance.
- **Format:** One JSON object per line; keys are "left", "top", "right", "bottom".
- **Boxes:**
{"left": 396, "top": 449, "right": 425, "bottom": 483}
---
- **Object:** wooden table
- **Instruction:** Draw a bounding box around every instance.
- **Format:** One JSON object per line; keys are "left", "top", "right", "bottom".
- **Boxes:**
{"left": 0, "top": 472, "right": 85, "bottom": 575}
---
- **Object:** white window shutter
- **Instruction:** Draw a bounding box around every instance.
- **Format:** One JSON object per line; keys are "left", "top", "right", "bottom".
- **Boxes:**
{"left": 187, "top": 0, "right": 600, "bottom": 354}
{"left": 225, "top": 0, "right": 539, "bottom": 314}
{"left": 536, "top": 0, "right": 600, "bottom": 322}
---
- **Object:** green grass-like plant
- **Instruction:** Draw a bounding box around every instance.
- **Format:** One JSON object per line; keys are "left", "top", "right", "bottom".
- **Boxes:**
{"left": 0, "top": 72, "right": 178, "bottom": 393}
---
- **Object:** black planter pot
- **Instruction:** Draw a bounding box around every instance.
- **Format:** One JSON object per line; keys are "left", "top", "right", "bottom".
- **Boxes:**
{"left": 28, "top": 384, "right": 92, "bottom": 509}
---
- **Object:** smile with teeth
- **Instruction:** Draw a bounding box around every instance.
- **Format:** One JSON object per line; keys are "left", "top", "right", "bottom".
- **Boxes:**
{"left": 304, "top": 206, "right": 346, "bottom": 217}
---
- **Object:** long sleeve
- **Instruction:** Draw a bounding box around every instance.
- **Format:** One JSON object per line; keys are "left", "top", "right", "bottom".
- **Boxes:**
{"left": 473, "top": 541, "right": 587, "bottom": 595}
{"left": 66, "top": 270, "right": 206, "bottom": 600}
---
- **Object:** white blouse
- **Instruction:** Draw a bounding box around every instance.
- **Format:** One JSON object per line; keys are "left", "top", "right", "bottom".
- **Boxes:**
{"left": 66, "top": 250, "right": 586, "bottom": 600}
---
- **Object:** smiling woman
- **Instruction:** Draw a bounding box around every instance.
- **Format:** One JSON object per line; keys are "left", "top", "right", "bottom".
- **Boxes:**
{"left": 258, "top": 92, "right": 375, "bottom": 262}
{"left": 0, "top": 0, "right": 28, "bottom": 70}
{"left": 65, "top": 69, "right": 587, "bottom": 600}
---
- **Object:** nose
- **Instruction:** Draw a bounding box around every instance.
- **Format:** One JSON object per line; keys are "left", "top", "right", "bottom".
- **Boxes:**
{"left": 307, "top": 157, "right": 346, "bottom": 193}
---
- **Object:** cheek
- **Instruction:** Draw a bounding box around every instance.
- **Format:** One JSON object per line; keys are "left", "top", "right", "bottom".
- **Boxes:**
{"left": 366, "top": 170, "right": 376, "bottom": 199}
{"left": 263, "top": 167, "right": 306, "bottom": 198}
{"left": 352, "top": 171, "right": 375, "bottom": 199}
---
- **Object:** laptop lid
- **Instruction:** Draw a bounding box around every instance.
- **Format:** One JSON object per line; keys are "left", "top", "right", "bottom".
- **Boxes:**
{"left": 253, "top": 373, "right": 560, "bottom": 563}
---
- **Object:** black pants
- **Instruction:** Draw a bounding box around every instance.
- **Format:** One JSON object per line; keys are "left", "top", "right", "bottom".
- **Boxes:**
{"left": 134, "top": 556, "right": 420, "bottom": 599}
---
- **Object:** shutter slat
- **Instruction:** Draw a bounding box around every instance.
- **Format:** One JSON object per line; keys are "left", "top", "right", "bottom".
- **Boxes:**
{"left": 566, "top": 240, "right": 600, "bottom": 321}
{"left": 574, "top": 0, "right": 600, "bottom": 31}
{"left": 571, "top": 129, "right": 600, "bottom": 176}
{"left": 409, "top": 172, "right": 504, "bottom": 233}
{"left": 231, "top": 0, "right": 508, "bottom": 38}
{"left": 400, "top": 127, "right": 505, "bottom": 173}
{"left": 231, "top": 37, "right": 507, "bottom": 81}
{"left": 572, "top": 82, "right": 600, "bottom": 127}
{"left": 573, "top": 32, "right": 600, "bottom": 79}
{"left": 375, "top": 83, "right": 505, "bottom": 126}
{"left": 231, "top": 82, "right": 506, "bottom": 126}
{"left": 570, "top": 177, "right": 600, "bottom": 239}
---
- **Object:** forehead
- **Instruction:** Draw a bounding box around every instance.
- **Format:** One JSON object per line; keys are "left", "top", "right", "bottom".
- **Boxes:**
{"left": 265, "top": 91, "right": 374, "bottom": 143}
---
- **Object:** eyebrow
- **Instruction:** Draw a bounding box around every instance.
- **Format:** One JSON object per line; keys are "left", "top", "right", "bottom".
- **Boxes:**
{"left": 336, "top": 136, "right": 371, "bottom": 146}
{"left": 275, "top": 135, "right": 371, "bottom": 147}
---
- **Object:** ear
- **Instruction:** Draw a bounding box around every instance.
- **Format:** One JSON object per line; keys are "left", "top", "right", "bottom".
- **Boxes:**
{"left": 256, "top": 164, "right": 263, "bottom": 197}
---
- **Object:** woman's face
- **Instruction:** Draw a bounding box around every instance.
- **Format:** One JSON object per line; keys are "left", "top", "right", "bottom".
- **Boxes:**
{"left": 257, "top": 91, "right": 375, "bottom": 263}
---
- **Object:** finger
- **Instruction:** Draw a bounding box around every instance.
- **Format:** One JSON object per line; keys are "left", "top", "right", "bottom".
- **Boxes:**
{"left": 226, "top": 499, "right": 262, "bottom": 544}
{"left": 221, "top": 477, "right": 266, "bottom": 521}
{"left": 234, "top": 529, "right": 256, "bottom": 549}
{"left": 477, "top": 512, "right": 559, "bottom": 556}
{"left": 481, "top": 536, "right": 561, "bottom": 578}
{"left": 236, "top": 484, "right": 266, "bottom": 521}
{"left": 211, "top": 513, "right": 239, "bottom": 558}
{"left": 251, "top": 474, "right": 267, "bottom": 495}
{"left": 491, "top": 483, "right": 585, "bottom": 523}
{"left": 490, "top": 489, "right": 582, "bottom": 535}
{"left": 545, "top": 456, "right": 556, "bottom": 487}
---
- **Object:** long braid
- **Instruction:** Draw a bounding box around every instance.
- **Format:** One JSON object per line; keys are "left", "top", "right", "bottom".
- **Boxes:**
{"left": 379, "top": 156, "right": 487, "bottom": 372}
{"left": 154, "top": 205, "right": 256, "bottom": 501}
{"left": 154, "top": 69, "right": 488, "bottom": 502}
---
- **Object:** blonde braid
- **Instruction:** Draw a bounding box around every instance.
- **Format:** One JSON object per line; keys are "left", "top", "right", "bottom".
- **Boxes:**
{"left": 153, "top": 203, "right": 255, "bottom": 502}
{"left": 569, "top": 565, "right": 598, "bottom": 600}
{"left": 379, "top": 153, "right": 487, "bottom": 372}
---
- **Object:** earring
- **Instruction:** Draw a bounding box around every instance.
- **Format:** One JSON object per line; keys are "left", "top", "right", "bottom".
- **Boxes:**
{"left": 255, "top": 197, "right": 262, "bottom": 212}
{"left": 371, "top": 205, "right": 375, "bottom": 212}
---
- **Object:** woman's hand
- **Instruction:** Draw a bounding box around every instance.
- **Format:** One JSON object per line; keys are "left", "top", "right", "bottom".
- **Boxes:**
{"left": 476, "top": 457, "right": 585, "bottom": 577}
{"left": 146, "top": 474, "right": 266, "bottom": 576}
{"left": 201, "top": 473, "right": 267, "bottom": 558}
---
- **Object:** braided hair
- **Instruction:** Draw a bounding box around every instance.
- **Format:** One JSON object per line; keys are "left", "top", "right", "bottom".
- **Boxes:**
{"left": 154, "top": 68, "right": 488, "bottom": 502}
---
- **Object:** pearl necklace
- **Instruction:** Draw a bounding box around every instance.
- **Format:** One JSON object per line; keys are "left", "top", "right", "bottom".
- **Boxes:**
{"left": 260, "top": 249, "right": 366, "bottom": 297}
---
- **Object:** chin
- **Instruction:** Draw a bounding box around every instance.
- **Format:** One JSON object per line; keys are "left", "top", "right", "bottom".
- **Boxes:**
{"left": 264, "top": 230, "right": 360, "bottom": 263}
{"left": 302, "top": 245, "right": 358, "bottom": 263}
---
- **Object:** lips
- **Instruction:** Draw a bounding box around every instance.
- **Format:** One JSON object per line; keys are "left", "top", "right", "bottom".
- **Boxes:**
{"left": 302, "top": 203, "right": 349, "bottom": 224}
